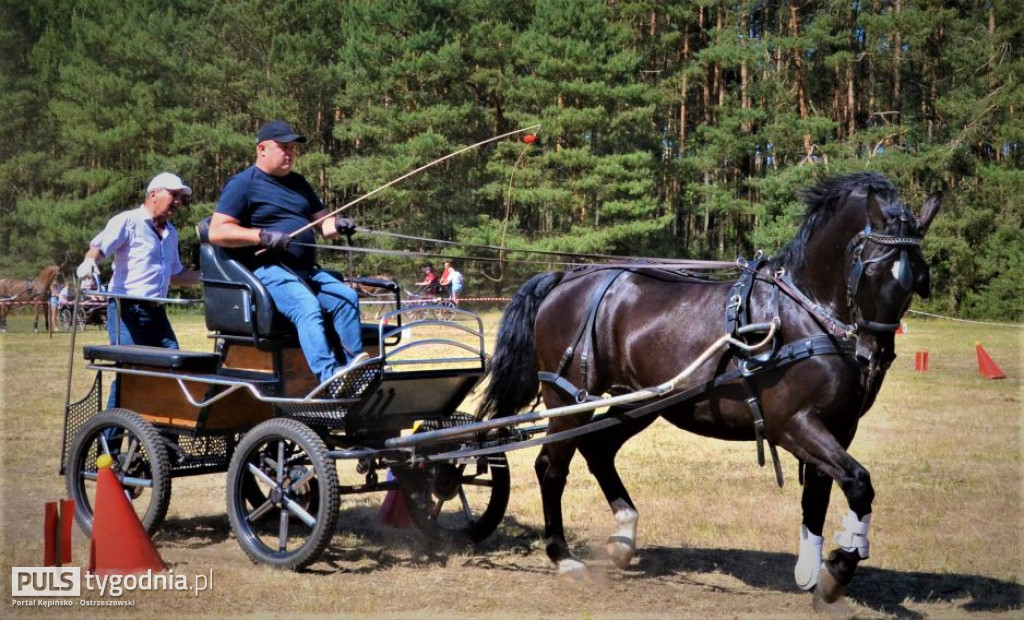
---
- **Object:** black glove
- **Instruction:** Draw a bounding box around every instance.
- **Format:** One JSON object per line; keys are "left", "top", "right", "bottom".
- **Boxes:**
{"left": 335, "top": 216, "right": 357, "bottom": 236}
{"left": 258, "top": 229, "right": 291, "bottom": 249}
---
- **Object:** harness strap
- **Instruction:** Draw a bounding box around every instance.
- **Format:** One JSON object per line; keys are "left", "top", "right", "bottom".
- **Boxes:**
{"left": 740, "top": 376, "right": 767, "bottom": 467}
{"left": 725, "top": 258, "right": 772, "bottom": 336}
{"left": 774, "top": 273, "right": 856, "bottom": 339}
{"left": 538, "top": 371, "right": 600, "bottom": 404}
{"left": 554, "top": 269, "right": 625, "bottom": 396}
{"left": 739, "top": 375, "right": 785, "bottom": 487}
{"left": 446, "top": 335, "right": 855, "bottom": 464}
{"left": 535, "top": 334, "right": 855, "bottom": 470}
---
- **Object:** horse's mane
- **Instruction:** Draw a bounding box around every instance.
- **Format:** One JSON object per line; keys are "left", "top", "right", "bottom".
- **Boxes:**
{"left": 773, "top": 172, "right": 899, "bottom": 272}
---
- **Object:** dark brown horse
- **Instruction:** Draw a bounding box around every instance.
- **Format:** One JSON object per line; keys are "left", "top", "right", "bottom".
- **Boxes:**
{"left": 478, "top": 173, "right": 940, "bottom": 611}
{"left": 0, "top": 264, "right": 62, "bottom": 333}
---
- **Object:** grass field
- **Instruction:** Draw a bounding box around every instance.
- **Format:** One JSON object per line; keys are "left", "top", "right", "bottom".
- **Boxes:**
{"left": 1, "top": 308, "right": 1021, "bottom": 619}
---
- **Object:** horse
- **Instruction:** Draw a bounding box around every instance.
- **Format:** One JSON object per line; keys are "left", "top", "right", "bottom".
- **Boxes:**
{"left": 0, "top": 264, "right": 62, "bottom": 333}
{"left": 477, "top": 172, "right": 941, "bottom": 612}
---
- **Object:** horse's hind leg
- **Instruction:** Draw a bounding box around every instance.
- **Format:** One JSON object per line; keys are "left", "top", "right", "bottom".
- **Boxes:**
{"left": 534, "top": 438, "right": 587, "bottom": 577}
{"left": 577, "top": 409, "right": 658, "bottom": 570}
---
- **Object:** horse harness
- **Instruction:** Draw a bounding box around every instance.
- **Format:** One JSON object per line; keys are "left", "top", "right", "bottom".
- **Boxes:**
{"left": 0, "top": 276, "right": 44, "bottom": 303}
{"left": 534, "top": 258, "right": 913, "bottom": 488}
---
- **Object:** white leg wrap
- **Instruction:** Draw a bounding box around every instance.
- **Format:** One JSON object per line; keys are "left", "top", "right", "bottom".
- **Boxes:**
{"left": 606, "top": 499, "right": 639, "bottom": 569}
{"left": 834, "top": 510, "right": 871, "bottom": 559}
{"left": 611, "top": 501, "right": 639, "bottom": 543}
{"left": 794, "top": 524, "right": 824, "bottom": 591}
{"left": 557, "top": 557, "right": 588, "bottom": 576}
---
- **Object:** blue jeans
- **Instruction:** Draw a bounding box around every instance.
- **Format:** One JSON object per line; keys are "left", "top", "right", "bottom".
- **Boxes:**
{"left": 254, "top": 264, "right": 362, "bottom": 383}
{"left": 106, "top": 300, "right": 180, "bottom": 408}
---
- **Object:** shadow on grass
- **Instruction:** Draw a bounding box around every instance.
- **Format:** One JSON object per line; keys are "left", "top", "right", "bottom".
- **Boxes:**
{"left": 630, "top": 545, "right": 1023, "bottom": 618}
{"left": 152, "top": 505, "right": 547, "bottom": 575}
{"left": 146, "top": 512, "right": 1021, "bottom": 616}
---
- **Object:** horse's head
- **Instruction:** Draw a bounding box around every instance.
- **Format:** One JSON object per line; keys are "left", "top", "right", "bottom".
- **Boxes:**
{"left": 846, "top": 187, "right": 941, "bottom": 332}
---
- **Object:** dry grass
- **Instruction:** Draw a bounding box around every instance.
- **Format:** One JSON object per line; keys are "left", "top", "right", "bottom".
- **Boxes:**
{"left": 1, "top": 310, "right": 1021, "bottom": 618}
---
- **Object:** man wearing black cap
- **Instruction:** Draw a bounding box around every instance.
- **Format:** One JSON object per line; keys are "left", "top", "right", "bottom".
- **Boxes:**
{"left": 209, "top": 120, "right": 364, "bottom": 389}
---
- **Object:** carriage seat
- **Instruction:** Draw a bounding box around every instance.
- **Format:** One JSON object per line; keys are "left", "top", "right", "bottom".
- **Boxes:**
{"left": 83, "top": 344, "right": 219, "bottom": 373}
{"left": 197, "top": 217, "right": 400, "bottom": 350}
{"left": 198, "top": 218, "right": 293, "bottom": 348}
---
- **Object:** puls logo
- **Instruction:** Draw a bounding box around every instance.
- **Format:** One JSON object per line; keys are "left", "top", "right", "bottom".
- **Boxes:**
{"left": 12, "top": 568, "right": 82, "bottom": 596}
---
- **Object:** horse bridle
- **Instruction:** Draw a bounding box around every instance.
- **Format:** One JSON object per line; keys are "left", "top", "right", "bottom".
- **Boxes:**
{"left": 846, "top": 210, "right": 923, "bottom": 332}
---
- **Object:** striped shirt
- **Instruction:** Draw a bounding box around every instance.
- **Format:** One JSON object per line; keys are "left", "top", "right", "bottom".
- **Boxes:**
{"left": 90, "top": 205, "right": 184, "bottom": 298}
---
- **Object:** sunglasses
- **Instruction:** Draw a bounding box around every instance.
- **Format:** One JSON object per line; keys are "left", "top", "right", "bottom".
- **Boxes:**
{"left": 165, "top": 189, "right": 192, "bottom": 206}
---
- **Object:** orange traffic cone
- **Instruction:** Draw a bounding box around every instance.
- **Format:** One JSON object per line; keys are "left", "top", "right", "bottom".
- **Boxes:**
{"left": 88, "top": 454, "right": 165, "bottom": 575}
{"left": 378, "top": 470, "right": 414, "bottom": 529}
{"left": 975, "top": 343, "right": 1006, "bottom": 380}
{"left": 43, "top": 499, "right": 75, "bottom": 566}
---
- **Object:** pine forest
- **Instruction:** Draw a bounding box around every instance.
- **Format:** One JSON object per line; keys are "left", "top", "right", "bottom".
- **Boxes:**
{"left": 1, "top": 0, "right": 1021, "bottom": 319}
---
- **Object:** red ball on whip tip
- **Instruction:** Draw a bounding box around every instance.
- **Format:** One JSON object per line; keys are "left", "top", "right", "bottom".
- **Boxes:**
{"left": 523, "top": 134, "right": 537, "bottom": 144}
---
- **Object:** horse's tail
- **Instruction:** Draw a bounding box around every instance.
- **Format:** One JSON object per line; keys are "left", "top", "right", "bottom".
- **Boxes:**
{"left": 477, "top": 271, "right": 566, "bottom": 419}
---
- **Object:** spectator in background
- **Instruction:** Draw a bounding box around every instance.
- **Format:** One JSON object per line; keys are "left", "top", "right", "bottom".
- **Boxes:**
{"left": 439, "top": 261, "right": 452, "bottom": 289}
{"left": 48, "top": 281, "right": 60, "bottom": 331}
{"left": 439, "top": 260, "right": 464, "bottom": 305}
{"left": 414, "top": 264, "right": 440, "bottom": 296}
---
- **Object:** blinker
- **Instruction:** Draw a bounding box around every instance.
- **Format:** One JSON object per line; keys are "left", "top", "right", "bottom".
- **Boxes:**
{"left": 895, "top": 250, "right": 912, "bottom": 290}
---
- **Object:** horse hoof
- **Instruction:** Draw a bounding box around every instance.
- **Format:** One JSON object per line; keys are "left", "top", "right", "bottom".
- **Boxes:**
{"left": 812, "top": 591, "right": 854, "bottom": 618}
{"left": 812, "top": 567, "right": 848, "bottom": 607}
{"left": 606, "top": 536, "right": 635, "bottom": 569}
{"left": 557, "top": 559, "right": 589, "bottom": 582}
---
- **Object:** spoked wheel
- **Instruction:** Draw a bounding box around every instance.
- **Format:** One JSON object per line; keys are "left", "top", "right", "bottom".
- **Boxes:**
{"left": 405, "top": 305, "right": 428, "bottom": 322}
{"left": 64, "top": 408, "right": 171, "bottom": 536}
{"left": 240, "top": 459, "right": 321, "bottom": 517}
{"left": 395, "top": 451, "right": 510, "bottom": 545}
{"left": 433, "top": 300, "right": 457, "bottom": 322}
{"left": 226, "top": 418, "right": 338, "bottom": 570}
{"left": 59, "top": 307, "right": 82, "bottom": 332}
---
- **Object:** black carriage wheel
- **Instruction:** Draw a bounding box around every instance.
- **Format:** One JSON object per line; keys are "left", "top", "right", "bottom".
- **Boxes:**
{"left": 58, "top": 307, "right": 71, "bottom": 331}
{"left": 395, "top": 414, "right": 510, "bottom": 545}
{"left": 397, "top": 454, "right": 510, "bottom": 545}
{"left": 226, "top": 418, "right": 338, "bottom": 570}
{"left": 240, "top": 462, "right": 321, "bottom": 519}
{"left": 406, "top": 305, "right": 427, "bottom": 322}
{"left": 433, "top": 300, "right": 457, "bottom": 322}
{"left": 64, "top": 408, "right": 172, "bottom": 536}
{"left": 58, "top": 307, "right": 82, "bottom": 332}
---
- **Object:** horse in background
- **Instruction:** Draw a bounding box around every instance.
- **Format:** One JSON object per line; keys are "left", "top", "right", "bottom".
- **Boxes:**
{"left": 0, "top": 264, "right": 62, "bottom": 333}
{"left": 478, "top": 173, "right": 941, "bottom": 613}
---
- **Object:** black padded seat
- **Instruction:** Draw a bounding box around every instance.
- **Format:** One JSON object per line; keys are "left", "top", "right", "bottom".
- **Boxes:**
{"left": 197, "top": 217, "right": 401, "bottom": 350}
{"left": 84, "top": 344, "right": 219, "bottom": 373}
{"left": 197, "top": 218, "right": 295, "bottom": 345}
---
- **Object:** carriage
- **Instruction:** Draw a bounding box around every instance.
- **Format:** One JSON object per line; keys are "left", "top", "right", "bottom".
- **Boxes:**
{"left": 60, "top": 173, "right": 939, "bottom": 613}
{"left": 59, "top": 232, "right": 510, "bottom": 570}
{"left": 58, "top": 298, "right": 108, "bottom": 331}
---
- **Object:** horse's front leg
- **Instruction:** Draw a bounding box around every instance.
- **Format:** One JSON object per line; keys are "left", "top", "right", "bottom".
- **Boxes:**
{"left": 795, "top": 462, "right": 832, "bottom": 590}
{"left": 782, "top": 416, "right": 873, "bottom": 611}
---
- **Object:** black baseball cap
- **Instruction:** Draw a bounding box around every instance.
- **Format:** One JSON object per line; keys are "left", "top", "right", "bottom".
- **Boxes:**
{"left": 256, "top": 120, "right": 307, "bottom": 144}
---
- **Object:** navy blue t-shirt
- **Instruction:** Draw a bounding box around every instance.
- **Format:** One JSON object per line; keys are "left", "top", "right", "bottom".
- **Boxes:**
{"left": 215, "top": 166, "right": 325, "bottom": 269}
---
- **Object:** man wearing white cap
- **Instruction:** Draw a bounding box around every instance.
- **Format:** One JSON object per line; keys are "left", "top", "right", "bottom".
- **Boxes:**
{"left": 77, "top": 172, "right": 200, "bottom": 364}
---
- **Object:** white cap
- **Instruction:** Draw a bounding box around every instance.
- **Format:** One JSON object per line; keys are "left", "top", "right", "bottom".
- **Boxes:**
{"left": 146, "top": 172, "right": 192, "bottom": 195}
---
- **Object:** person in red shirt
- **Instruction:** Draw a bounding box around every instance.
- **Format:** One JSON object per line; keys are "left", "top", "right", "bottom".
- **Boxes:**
{"left": 413, "top": 265, "right": 440, "bottom": 295}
